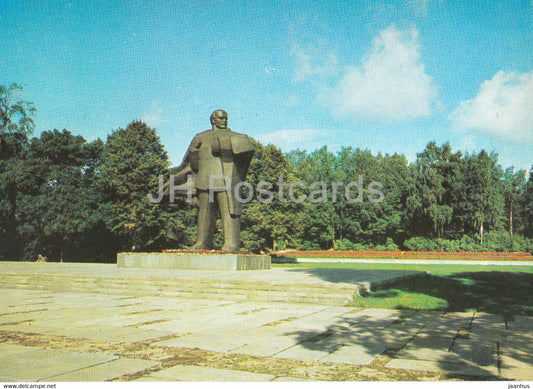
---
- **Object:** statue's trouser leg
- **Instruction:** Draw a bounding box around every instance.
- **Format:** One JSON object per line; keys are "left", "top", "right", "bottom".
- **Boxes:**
{"left": 216, "top": 190, "right": 241, "bottom": 252}
{"left": 194, "top": 190, "right": 217, "bottom": 249}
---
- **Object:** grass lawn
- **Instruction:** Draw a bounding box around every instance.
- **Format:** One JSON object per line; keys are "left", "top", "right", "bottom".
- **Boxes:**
{"left": 273, "top": 262, "right": 533, "bottom": 317}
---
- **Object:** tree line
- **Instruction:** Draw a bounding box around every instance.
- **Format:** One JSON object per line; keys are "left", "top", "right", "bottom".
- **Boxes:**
{"left": 1, "top": 84, "right": 532, "bottom": 261}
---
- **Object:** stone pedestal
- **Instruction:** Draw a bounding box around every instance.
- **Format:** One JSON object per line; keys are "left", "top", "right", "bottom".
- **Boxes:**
{"left": 117, "top": 252, "right": 271, "bottom": 271}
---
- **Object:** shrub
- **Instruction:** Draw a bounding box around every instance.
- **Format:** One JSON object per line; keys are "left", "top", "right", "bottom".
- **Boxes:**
{"left": 404, "top": 233, "right": 530, "bottom": 253}
{"left": 374, "top": 238, "right": 399, "bottom": 251}
{"left": 352, "top": 243, "right": 372, "bottom": 251}
{"left": 300, "top": 241, "right": 321, "bottom": 251}
{"left": 483, "top": 231, "right": 530, "bottom": 252}
{"left": 403, "top": 236, "right": 435, "bottom": 251}
{"left": 334, "top": 239, "right": 355, "bottom": 250}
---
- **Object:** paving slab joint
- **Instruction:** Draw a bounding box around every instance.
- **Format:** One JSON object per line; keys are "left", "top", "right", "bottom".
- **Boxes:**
{"left": 496, "top": 341, "right": 502, "bottom": 378}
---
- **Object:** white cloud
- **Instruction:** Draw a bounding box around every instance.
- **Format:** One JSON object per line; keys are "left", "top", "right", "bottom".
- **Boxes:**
{"left": 406, "top": 0, "right": 441, "bottom": 15}
{"left": 291, "top": 42, "right": 338, "bottom": 82}
{"left": 325, "top": 25, "right": 437, "bottom": 122}
{"left": 141, "top": 102, "right": 166, "bottom": 128}
{"left": 450, "top": 70, "right": 533, "bottom": 143}
{"left": 256, "top": 129, "right": 325, "bottom": 151}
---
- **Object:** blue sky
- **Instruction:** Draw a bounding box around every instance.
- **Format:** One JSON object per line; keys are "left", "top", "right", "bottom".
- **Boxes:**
{"left": 1, "top": 0, "right": 532, "bottom": 172}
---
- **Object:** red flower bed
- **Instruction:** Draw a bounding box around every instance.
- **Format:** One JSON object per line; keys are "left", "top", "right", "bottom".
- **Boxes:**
{"left": 276, "top": 250, "right": 533, "bottom": 260}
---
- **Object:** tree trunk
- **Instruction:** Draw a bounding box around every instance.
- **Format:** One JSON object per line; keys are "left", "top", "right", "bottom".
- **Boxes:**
{"left": 479, "top": 223, "right": 484, "bottom": 246}
{"left": 509, "top": 200, "right": 513, "bottom": 236}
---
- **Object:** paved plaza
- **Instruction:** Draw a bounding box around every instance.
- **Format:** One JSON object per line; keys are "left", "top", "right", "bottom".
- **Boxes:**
{"left": 0, "top": 263, "right": 532, "bottom": 381}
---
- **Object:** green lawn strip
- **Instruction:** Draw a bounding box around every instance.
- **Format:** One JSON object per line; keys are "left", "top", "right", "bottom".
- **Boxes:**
{"left": 273, "top": 263, "right": 533, "bottom": 316}
{"left": 350, "top": 289, "right": 448, "bottom": 310}
{"left": 272, "top": 262, "right": 533, "bottom": 276}
{"left": 282, "top": 256, "right": 533, "bottom": 262}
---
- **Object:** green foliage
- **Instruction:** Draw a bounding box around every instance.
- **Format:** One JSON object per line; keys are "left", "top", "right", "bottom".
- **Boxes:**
{"left": 334, "top": 239, "right": 355, "bottom": 250}
{"left": 454, "top": 151, "right": 505, "bottom": 244}
{"left": 2, "top": 85, "right": 532, "bottom": 259}
{"left": 374, "top": 237, "right": 399, "bottom": 251}
{"left": 403, "top": 235, "right": 480, "bottom": 252}
{"left": 483, "top": 230, "right": 532, "bottom": 253}
{"left": 12, "top": 130, "right": 113, "bottom": 260}
{"left": 241, "top": 140, "right": 304, "bottom": 252}
{"left": 524, "top": 167, "right": 533, "bottom": 239}
{"left": 0, "top": 83, "right": 36, "bottom": 157}
{"left": 0, "top": 84, "right": 36, "bottom": 259}
{"left": 333, "top": 237, "right": 398, "bottom": 251}
{"left": 406, "top": 142, "right": 461, "bottom": 238}
{"left": 502, "top": 167, "right": 527, "bottom": 236}
{"left": 98, "top": 121, "right": 173, "bottom": 252}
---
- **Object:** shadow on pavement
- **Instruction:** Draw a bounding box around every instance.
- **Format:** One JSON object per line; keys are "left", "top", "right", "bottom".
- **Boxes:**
{"left": 281, "top": 310, "right": 502, "bottom": 380}
{"left": 280, "top": 268, "right": 533, "bottom": 379}
{"left": 372, "top": 271, "right": 533, "bottom": 320}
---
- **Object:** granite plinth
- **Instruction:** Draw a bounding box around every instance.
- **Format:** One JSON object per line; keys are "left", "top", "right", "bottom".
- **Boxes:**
{"left": 117, "top": 252, "right": 271, "bottom": 271}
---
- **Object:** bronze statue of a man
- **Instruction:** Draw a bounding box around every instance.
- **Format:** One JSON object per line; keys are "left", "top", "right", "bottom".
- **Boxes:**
{"left": 171, "top": 110, "right": 254, "bottom": 253}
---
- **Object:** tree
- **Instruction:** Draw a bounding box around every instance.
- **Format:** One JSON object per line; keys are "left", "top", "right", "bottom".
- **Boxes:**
{"left": 241, "top": 140, "right": 305, "bottom": 252}
{"left": 13, "top": 130, "right": 110, "bottom": 260}
{"left": 524, "top": 167, "right": 533, "bottom": 239}
{"left": 289, "top": 146, "right": 339, "bottom": 249}
{"left": 406, "top": 142, "right": 461, "bottom": 238}
{"left": 0, "top": 83, "right": 35, "bottom": 157}
{"left": 455, "top": 151, "right": 505, "bottom": 245}
{"left": 501, "top": 167, "right": 527, "bottom": 236}
{"left": 97, "top": 121, "right": 174, "bottom": 251}
{"left": 0, "top": 84, "right": 36, "bottom": 259}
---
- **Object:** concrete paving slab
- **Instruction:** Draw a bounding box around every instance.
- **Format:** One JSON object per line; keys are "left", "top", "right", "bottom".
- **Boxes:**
{"left": 322, "top": 326, "right": 406, "bottom": 350}
{"left": 416, "top": 328, "right": 462, "bottom": 338}
{"left": 439, "top": 312, "right": 475, "bottom": 329}
{"left": 500, "top": 332, "right": 533, "bottom": 354}
{"left": 450, "top": 339, "right": 497, "bottom": 366}
{"left": 141, "top": 309, "right": 258, "bottom": 334}
{"left": 256, "top": 306, "right": 348, "bottom": 333}
{"left": 271, "top": 321, "right": 331, "bottom": 334}
{"left": 138, "top": 318, "right": 200, "bottom": 333}
{"left": 0, "top": 348, "right": 117, "bottom": 381}
{"left": 321, "top": 343, "right": 386, "bottom": 365}
{"left": 154, "top": 333, "right": 249, "bottom": 353}
{"left": 228, "top": 327, "right": 308, "bottom": 357}
{"left": 344, "top": 308, "right": 410, "bottom": 330}
{"left": 231, "top": 308, "right": 304, "bottom": 330}
{"left": 47, "top": 325, "right": 174, "bottom": 343}
{"left": 0, "top": 343, "right": 42, "bottom": 357}
{"left": 500, "top": 355, "right": 533, "bottom": 380}
{"left": 469, "top": 313, "right": 508, "bottom": 341}
{"left": 499, "top": 333, "right": 533, "bottom": 377}
{"left": 380, "top": 322, "right": 425, "bottom": 339}
{"left": 506, "top": 315, "right": 533, "bottom": 332}
{"left": 146, "top": 365, "right": 276, "bottom": 381}
{"left": 274, "top": 332, "right": 343, "bottom": 361}
{"left": 0, "top": 310, "right": 52, "bottom": 325}
{"left": 394, "top": 335, "right": 454, "bottom": 362}
{"left": 133, "top": 376, "right": 168, "bottom": 382}
{"left": 0, "top": 321, "right": 59, "bottom": 334}
{"left": 415, "top": 313, "right": 474, "bottom": 338}
{"left": 385, "top": 358, "right": 499, "bottom": 377}
{"left": 44, "top": 357, "right": 159, "bottom": 382}
{"left": 407, "top": 311, "right": 445, "bottom": 326}
{"left": 471, "top": 312, "right": 506, "bottom": 327}
{"left": 271, "top": 376, "right": 322, "bottom": 381}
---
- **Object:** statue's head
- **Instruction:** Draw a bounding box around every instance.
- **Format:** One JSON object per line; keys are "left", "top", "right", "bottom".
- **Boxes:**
{"left": 210, "top": 110, "right": 228, "bottom": 130}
